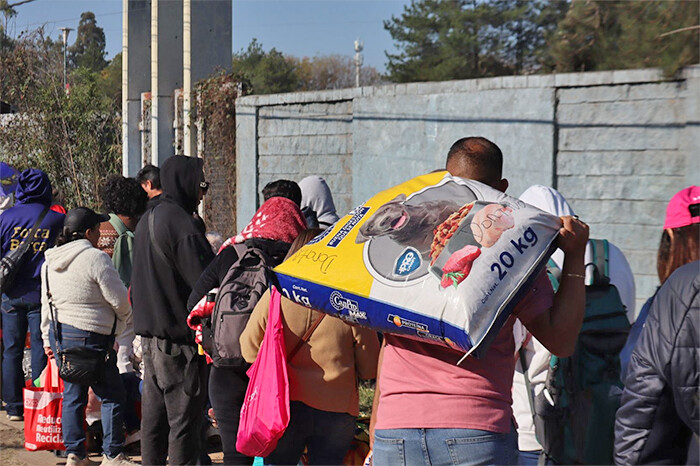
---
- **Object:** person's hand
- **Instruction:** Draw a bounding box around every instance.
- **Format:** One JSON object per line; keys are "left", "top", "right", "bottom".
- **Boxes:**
{"left": 44, "top": 346, "right": 54, "bottom": 359}
{"left": 556, "top": 216, "right": 589, "bottom": 256}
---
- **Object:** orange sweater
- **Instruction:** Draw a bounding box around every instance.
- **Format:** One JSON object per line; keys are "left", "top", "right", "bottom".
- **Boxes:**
{"left": 240, "top": 290, "right": 380, "bottom": 417}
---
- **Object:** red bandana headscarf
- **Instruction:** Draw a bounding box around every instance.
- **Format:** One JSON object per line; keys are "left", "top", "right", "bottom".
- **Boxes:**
{"left": 219, "top": 197, "right": 307, "bottom": 253}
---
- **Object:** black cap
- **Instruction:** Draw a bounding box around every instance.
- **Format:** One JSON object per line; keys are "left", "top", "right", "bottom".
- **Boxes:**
{"left": 64, "top": 207, "right": 110, "bottom": 234}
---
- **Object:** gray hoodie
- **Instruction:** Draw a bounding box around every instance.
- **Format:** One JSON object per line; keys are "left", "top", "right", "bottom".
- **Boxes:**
{"left": 40, "top": 239, "right": 131, "bottom": 346}
{"left": 299, "top": 176, "right": 340, "bottom": 228}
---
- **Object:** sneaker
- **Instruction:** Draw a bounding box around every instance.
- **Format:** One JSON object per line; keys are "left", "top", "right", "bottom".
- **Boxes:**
{"left": 66, "top": 453, "right": 93, "bottom": 466}
{"left": 100, "top": 452, "right": 136, "bottom": 465}
{"left": 7, "top": 413, "right": 23, "bottom": 421}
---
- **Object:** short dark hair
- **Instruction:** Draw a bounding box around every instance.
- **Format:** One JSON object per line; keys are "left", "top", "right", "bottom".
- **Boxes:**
{"left": 136, "top": 164, "right": 161, "bottom": 190}
{"left": 262, "top": 179, "right": 302, "bottom": 206}
{"left": 100, "top": 175, "right": 148, "bottom": 218}
{"left": 445, "top": 137, "right": 503, "bottom": 186}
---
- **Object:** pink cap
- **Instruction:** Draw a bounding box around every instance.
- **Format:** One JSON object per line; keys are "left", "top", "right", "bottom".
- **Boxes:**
{"left": 664, "top": 186, "right": 700, "bottom": 229}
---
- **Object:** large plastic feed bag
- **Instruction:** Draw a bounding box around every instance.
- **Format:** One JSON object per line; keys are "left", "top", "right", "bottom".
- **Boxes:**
{"left": 274, "top": 172, "right": 560, "bottom": 358}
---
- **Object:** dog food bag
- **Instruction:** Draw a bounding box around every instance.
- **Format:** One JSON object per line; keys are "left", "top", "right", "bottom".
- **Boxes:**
{"left": 275, "top": 172, "right": 561, "bottom": 358}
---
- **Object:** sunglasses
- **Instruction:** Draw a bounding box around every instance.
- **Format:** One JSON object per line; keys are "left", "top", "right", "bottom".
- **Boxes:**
{"left": 200, "top": 181, "right": 210, "bottom": 193}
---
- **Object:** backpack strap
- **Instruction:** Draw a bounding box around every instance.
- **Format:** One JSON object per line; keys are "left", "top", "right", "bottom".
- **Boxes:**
{"left": 230, "top": 241, "right": 281, "bottom": 290}
{"left": 288, "top": 312, "right": 325, "bottom": 362}
{"left": 588, "top": 239, "right": 610, "bottom": 287}
{"left": 148, "top": 206, "right": 170, "bottom": 265}
{"left": 546, "top": 258, "right": 561, "bottom": 292}
{"left": 518, "top": 346, "right": 537, "bottom": 426}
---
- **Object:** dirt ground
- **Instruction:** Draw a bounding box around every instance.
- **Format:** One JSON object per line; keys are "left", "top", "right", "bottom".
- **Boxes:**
{"left": 0, "top": 412, "right": 225, "bottom": 465}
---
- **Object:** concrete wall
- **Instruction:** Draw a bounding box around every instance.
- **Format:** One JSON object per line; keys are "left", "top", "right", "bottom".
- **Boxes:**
{"left": 236, "top": 66, "right": 700, "bottom": 312}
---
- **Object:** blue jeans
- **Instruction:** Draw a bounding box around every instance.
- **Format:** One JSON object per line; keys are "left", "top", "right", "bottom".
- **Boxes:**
{"left": 373, "top": 425, "right": 518, "bottom": 466}
{"left": 1, "top": 296, "right": 46, "bottom": 416}
{"left": 518, "top": 450, "right": 552, "bottom": 465}
{"left": 264, "top": 401, "right": 356, "bottom": 465}
{"left": 50, "top": 323, "right": 126, "bottom": 458}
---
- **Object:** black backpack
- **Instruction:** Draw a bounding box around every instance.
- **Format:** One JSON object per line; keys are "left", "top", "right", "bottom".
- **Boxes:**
{"left": 522, "top": 239, "right": 631, "bottom": 465}
{"left": 207, "top": 243, "right": 277, "bottom": 368}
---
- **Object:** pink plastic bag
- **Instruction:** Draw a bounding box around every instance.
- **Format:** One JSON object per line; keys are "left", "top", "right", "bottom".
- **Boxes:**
{"left": 236, "top": 287, "right": 290, "bottom": 457}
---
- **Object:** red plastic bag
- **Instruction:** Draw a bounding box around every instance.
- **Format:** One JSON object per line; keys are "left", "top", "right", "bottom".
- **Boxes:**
{"left": 24, "top": 359, "right": 65, "bottom": 451}
{"left": 236, "top": 287, "right": 290, "bottom": 457}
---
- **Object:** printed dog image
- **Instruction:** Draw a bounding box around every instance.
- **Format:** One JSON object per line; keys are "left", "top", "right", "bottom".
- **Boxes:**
{"left": 356, "top": 194, "right": 460, "bottom": 257}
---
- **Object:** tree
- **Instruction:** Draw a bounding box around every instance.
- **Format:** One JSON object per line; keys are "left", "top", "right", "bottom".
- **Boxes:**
{"left": 0, "top": 30, "right": 120, "bottom": 210}
{"left": 232, "top": 39, "right": 299, "bottom": 94}
{"left": 383, "top": 0, "right": 567, "bottom": 82}
{"left": 68, "top": 11, "right": 107, "bottom": 72}
{"left": 547, "top": 0, "right": 699, "bottom": 76}
{"left": 293, "top": 54, "right": 384, "bottom": 91}
{"left": 98, "top": 52, "right": 122, "bottom": 103}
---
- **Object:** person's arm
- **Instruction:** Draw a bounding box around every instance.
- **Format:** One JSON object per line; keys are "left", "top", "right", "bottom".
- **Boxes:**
{"left": 368, "top": 338, "right": 385, "bottom": 450}
{"left": 525, "top": 216, "right": 588, "bottom": 357}
{"left": 40, "top": 262, "right": 53, "bottom": 357}
{"left": 353, "top": 328, "right": 380, "bottom": 381}
{"left": 613, "top": 275, "right": 681, "bottom": 465}
{"left": 186, "top": 247, "right": 238, "bottom": 311}
{"left": 172, "top": 233, "right": 215, "bottom": 291}
{"left": 93, "top": 252, "right": 132, "bottom": 324}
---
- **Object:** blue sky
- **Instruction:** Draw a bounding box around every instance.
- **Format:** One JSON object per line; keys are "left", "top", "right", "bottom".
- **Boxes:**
{"left": 8, "top": 0, "right": 412, "bottom": 73}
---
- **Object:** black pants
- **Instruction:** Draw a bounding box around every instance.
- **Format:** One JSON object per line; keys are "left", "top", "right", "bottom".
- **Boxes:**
{"left": 209, "top": 365, "right": 254, "bottom": 465}
{"left": 140, "top": 337, "right": 208, "bottom": 465}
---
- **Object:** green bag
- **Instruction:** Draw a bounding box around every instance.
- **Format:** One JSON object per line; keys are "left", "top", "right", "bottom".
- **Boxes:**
{"left": 533, "top": 239, "right": 631, "bottom": 465}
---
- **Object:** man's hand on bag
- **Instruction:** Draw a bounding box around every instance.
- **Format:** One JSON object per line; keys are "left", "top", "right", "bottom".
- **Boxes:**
{"left": 44, "top": 346, "right": 54, "bottom": 359}
{"left": 557, "top": 215, "right": 589, "bottom": 257}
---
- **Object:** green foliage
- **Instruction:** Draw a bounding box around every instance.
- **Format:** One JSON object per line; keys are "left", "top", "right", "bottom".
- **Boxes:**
{"left": 292, "top": 54, "right": 384, "bottom": 90}
{"left": 383, "top": 0, "right": 567, "bottom": 82}
{"left": 384, "top": 0, "right": 698, "bottom": 81}
{"left": 0, "top": 30, "right": 120, "bottom": 210}
{"left": 233, "top": 39, "right": 384, "bottom": 94}
{"left": 547, "top": 0, "right": 699, "bottom": 76}
{"left": 98, "top": 52, "right": 122, "bottom": 104}
{"left": 358, "top": 379, "right": 375, "bottom": 420}
{"left": 68, "top": 11, "right": 107, "bottom": 72}
{"left": 232, "top": 39, "right": 299, "bottom": 94}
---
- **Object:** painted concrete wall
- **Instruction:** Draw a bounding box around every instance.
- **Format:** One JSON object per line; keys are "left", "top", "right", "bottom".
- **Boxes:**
{"left": 235, "top": 66, "right": 700, "bottom": 312}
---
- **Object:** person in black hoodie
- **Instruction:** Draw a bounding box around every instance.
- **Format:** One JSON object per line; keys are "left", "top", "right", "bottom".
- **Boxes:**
{"left": 0, "top": 169, "right": 64, "bottom": 421}
{"left": 130, "top": 156, "right": 214, "bottom": 465}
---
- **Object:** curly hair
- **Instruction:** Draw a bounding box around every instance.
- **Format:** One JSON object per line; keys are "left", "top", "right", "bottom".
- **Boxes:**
{"left": 100, "top": 175, "right": 148, "bottom": 218}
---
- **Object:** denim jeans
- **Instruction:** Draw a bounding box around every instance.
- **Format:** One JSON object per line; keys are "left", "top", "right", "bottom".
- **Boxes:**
{"left": 49, "top": 323, "right": 126, "bottom": 458}
{"left": 264, "top": 401, "right": 356, "bottom": 466}
{"left": 373, "top": 425, "right": 518, "bottom": 466}
{"left": 518, "top": 449, "right": 552, "bottom": 465}
{"left": 2, "top": 296, "right": 46, "bottom": 416}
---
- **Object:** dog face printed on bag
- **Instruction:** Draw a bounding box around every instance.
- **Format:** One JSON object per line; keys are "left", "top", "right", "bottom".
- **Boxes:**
{"left": 356, "top": 194, "right": 461, "bottom": 257}
{"left": 469, "top": 203, "right": 514, "bottom": 248}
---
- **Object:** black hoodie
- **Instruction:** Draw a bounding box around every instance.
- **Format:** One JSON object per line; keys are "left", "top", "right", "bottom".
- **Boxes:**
{"left": 131, "top": 156, "right": 214, "bottom": 344}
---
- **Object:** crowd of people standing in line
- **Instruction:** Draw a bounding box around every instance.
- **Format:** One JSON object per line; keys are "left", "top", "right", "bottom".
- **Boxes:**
{"left": 0, "top": 135, "right": 697, "bottom": 466}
